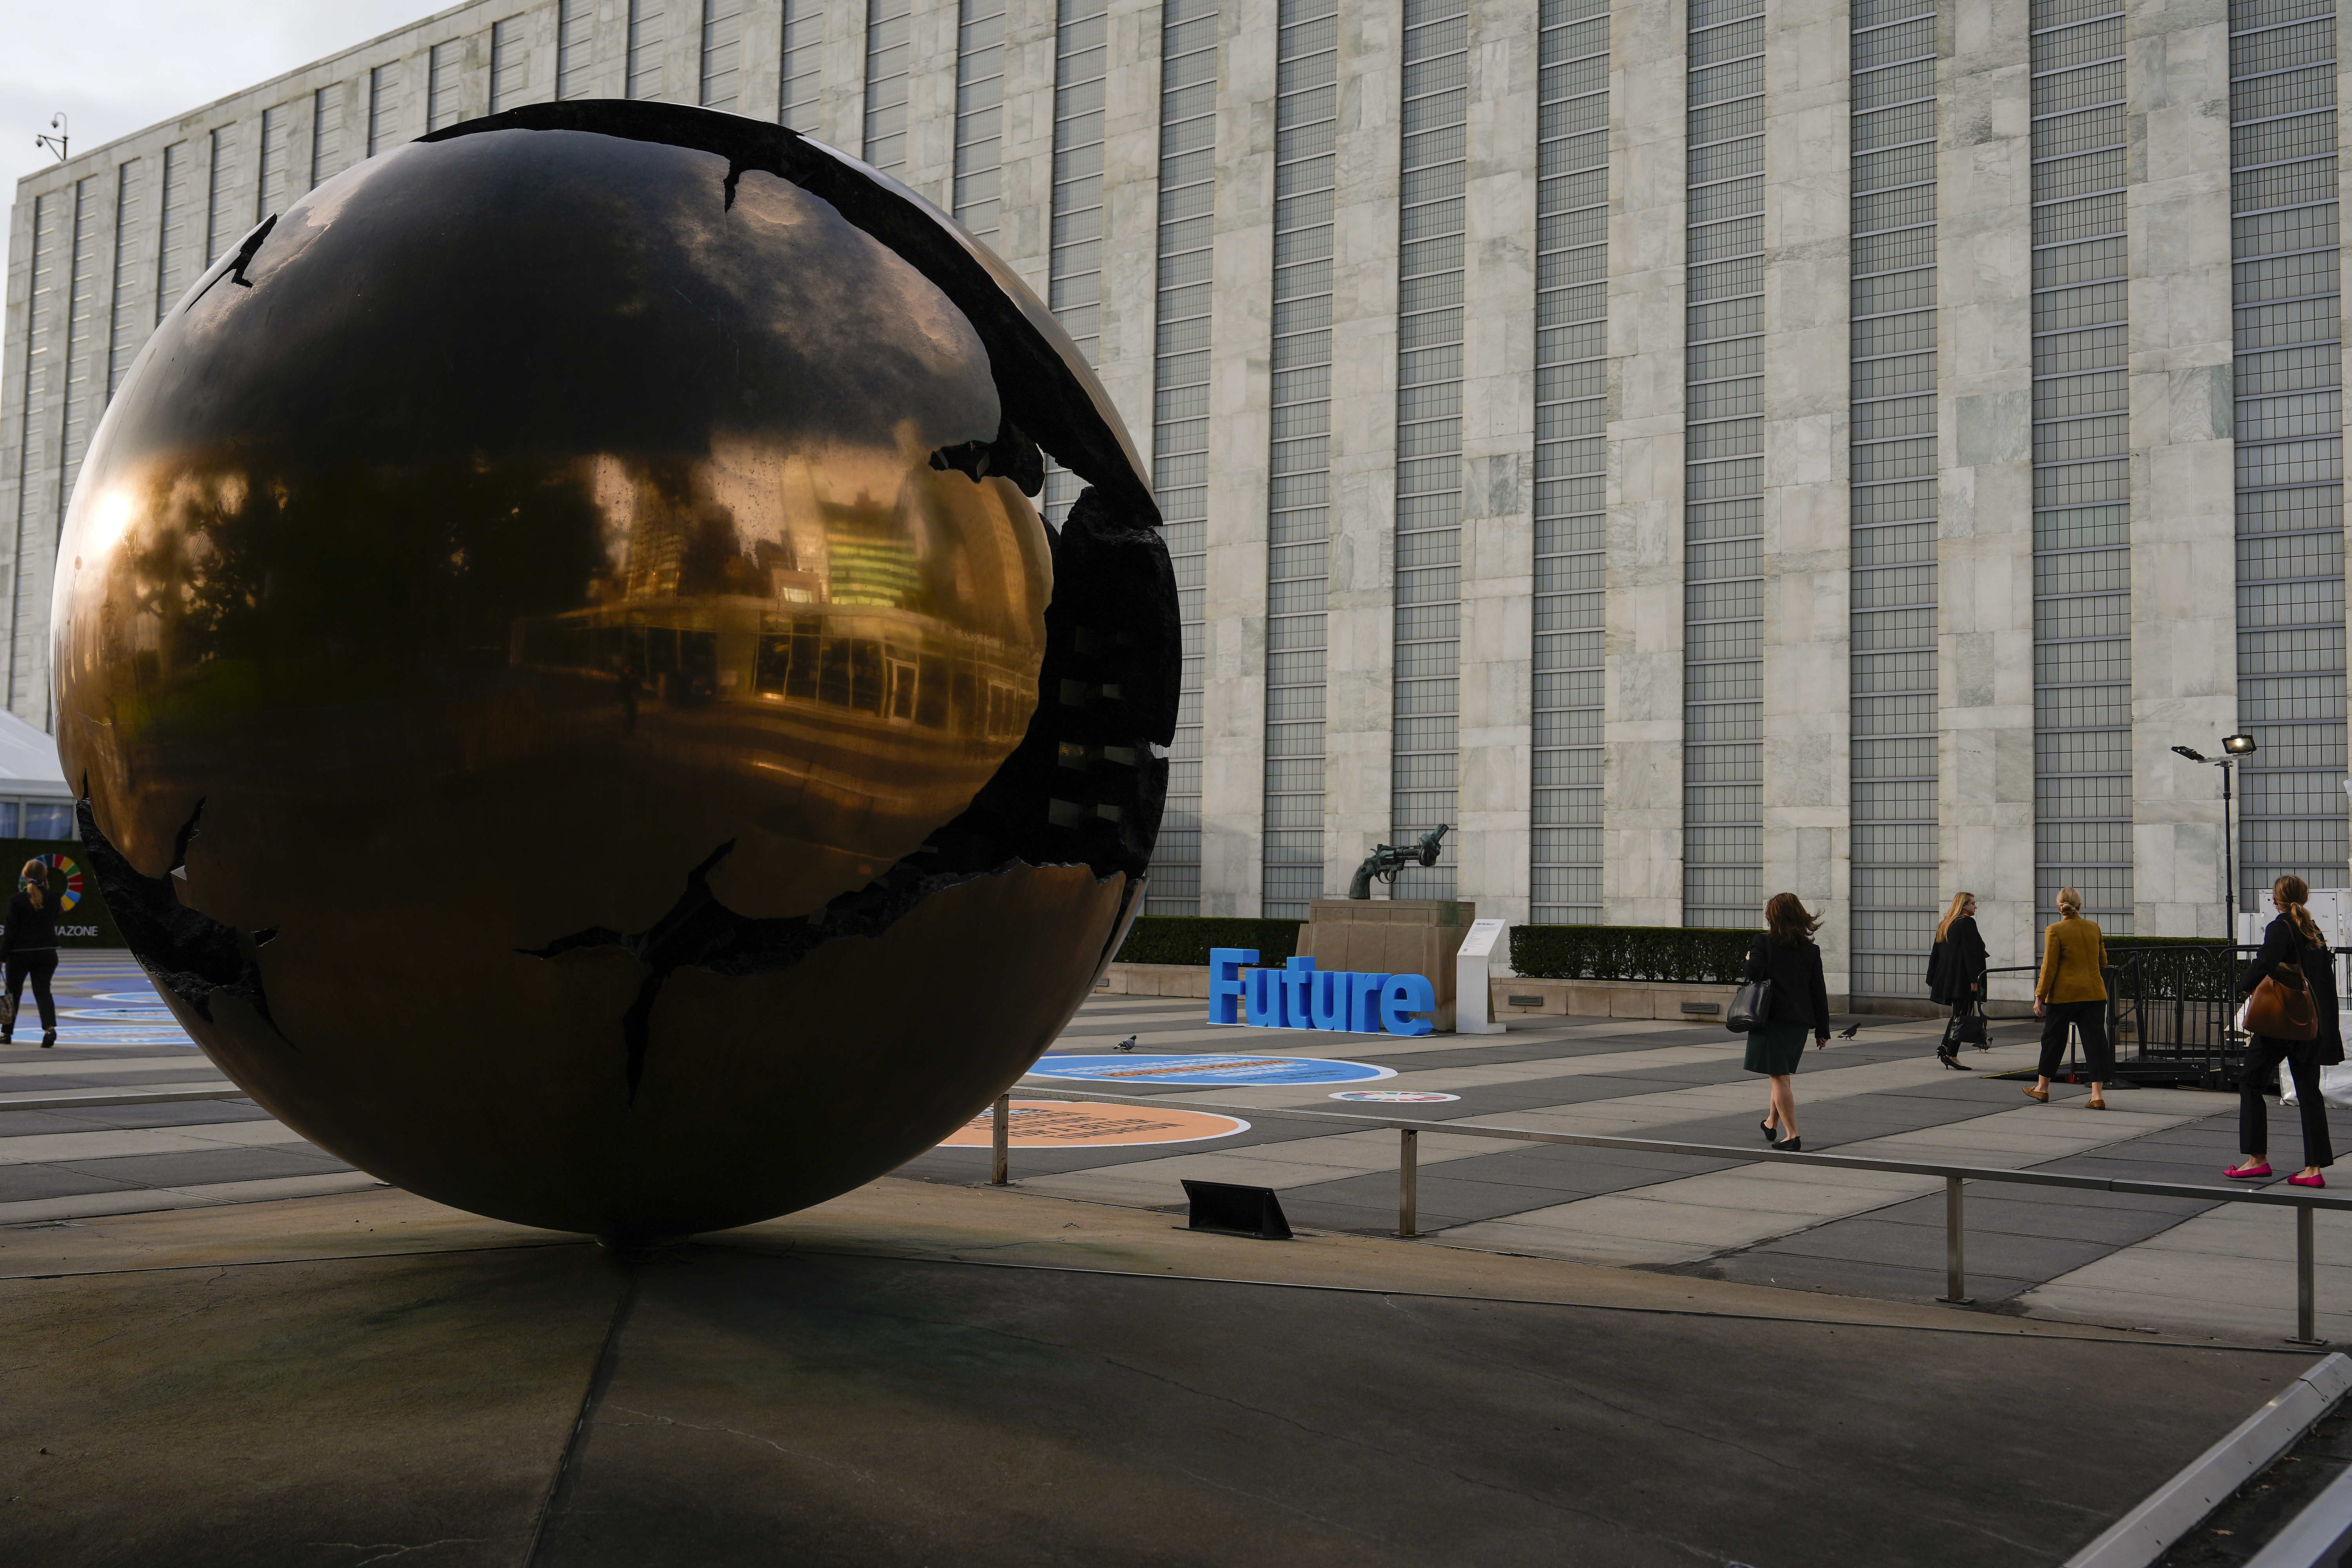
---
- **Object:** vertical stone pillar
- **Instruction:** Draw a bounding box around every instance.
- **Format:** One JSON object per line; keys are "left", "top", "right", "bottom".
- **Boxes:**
{"left": 1601, "top": 0, "right": 1685, "bottom": 926}
{"left": 1760, "top": 0, "right": 1851, "bottom": 985}
{"left": 1457, "top": 0, "right": 1541, "bottom": 924}
{"left": 1319, "top": 4, "right": 1404, "bottom": 897}
{"left": 1939, "top": 0, "right": 2038, "bottom": 975}
{"left": 2128, "top": 0, "right": 2236, "bottom": 935}
{"left": 1196, "top": 0, "right": 1274, "bottom": 914}
{"left": 994, "top": 0, "right": 1060, "bottom": 301}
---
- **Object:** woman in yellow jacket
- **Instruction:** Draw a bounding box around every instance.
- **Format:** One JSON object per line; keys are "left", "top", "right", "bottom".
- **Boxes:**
{"left": 2029, "top": 886, "right": 2111, "bottom": 1109}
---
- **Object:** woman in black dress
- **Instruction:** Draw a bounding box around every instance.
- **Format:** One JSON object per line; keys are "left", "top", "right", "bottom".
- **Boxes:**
{"left": 1927, "top": 891, "right": 1990, "bottom": 1069}
{"left": 2228, "top": 874, "right": 2342, "bottom": 1188}
{"left": 0, "top": 858, "right": 59, "bottom": 1047}
{"left": 1746, "top": 893, "right": 1832, "bottom": 1151}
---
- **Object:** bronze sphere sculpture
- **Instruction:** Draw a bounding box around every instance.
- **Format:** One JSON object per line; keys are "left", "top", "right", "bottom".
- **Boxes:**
{"left": 52, "top": 102, "right": 1175, "bottom": 1240}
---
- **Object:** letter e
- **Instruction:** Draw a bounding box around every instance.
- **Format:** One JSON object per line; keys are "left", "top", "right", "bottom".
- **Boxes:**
{"left": 1379, "top": 974, "right": 1437, "bottom": 1036}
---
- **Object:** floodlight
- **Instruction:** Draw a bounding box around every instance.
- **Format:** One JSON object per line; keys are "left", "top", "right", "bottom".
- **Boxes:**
{"left": 2223, "top": 733, "right": 2258, "bottom": 755}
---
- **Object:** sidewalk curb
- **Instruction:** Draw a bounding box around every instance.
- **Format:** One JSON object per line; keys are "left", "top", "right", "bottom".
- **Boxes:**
{"left": 2066, "top": 1352, "right": 2352, "bottom": 1568}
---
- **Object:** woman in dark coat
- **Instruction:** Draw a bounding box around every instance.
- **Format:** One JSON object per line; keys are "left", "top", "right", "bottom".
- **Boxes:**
{"left": 1927, "top": 891, "right": 1990, "bottom": 1070}
{"left": 2229, "top": 875, "right": 2343, "bottom": 1187}
{"left": 1746, "top": 892, "right": 1832, "bottom": 1152}
{"left": 0, "top": 858, "right": 58, "bottom": 1048}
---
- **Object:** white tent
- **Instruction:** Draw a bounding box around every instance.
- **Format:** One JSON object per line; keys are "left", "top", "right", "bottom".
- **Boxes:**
{"left": 0, "top": 712, "right": 73, "bottom": 802}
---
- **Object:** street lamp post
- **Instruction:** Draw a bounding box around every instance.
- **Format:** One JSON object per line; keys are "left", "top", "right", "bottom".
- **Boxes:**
{"left": 2173, "top": 735, "right": 2258, "bottom": 940}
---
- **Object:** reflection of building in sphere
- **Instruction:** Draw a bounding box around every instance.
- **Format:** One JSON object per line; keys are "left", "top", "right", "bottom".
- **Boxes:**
{"left": 51, "top": 102, "right": 1178, "bottom": 1241}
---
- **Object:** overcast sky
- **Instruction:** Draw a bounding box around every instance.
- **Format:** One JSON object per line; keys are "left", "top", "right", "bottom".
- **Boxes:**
{"left": 2, "top": 0, "right": 440, "bottom": 193}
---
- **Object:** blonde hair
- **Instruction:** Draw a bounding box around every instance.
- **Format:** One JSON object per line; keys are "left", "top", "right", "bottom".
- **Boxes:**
{"left": 1936, "top": 892, "right": 1976, "bottom": 942}
{"left": 2275, "top": 875, "right": 2328, "bottom": 950}
{"left": 2055, "top": 887, "right": 2083, "bottom": 918}
{"left": 18, "top": 860, "right": 44, "bottom": 909}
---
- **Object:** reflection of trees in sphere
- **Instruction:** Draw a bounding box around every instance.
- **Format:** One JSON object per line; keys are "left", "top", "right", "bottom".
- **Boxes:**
{"left": 53, "top": 102, "right": 1177, "bottom": 1240}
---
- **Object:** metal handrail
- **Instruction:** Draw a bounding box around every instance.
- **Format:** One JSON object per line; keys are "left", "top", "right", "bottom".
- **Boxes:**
{"left": 985, "top": 1085, "right": 2350, "bottom": 1344}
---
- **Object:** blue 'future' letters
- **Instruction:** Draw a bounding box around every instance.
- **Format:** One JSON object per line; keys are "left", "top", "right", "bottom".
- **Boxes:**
{"left": 1207, "top": 949, "right": 1437, "bottom": 1035}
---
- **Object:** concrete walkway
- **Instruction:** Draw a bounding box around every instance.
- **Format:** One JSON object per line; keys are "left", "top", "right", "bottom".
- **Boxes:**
{"left": 0, "top": 1180, "right": 2329, "bottom": 1566}
{"left": 896, "top": 995, "right": 2352, "bottom": 1345}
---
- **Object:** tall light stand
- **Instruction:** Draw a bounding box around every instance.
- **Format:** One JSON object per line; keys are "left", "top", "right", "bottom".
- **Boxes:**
{"left": 2173, "top": 734, "right": 2258, "bottom": 944}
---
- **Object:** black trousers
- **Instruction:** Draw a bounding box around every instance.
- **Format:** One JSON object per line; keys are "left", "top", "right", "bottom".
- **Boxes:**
{"left": 5, "top": 948, "right": 56, "bottom": 1032}
{"left": 2241, "top": 1036, "right": 2336, "bottom": 1169}
{"left": 2037, "top": 998, "right": 2113, "bottom": 1080}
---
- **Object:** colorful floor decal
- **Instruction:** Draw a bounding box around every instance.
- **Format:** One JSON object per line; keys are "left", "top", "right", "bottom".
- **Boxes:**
{"left": 1026, "top": 1054, "right": 1395, "bottom": 1087}
{"left": 938, "top": 1100, "right": 1250, "bottom": 1149}
{"left": 1328, "top": 1090, "right": 1460, "bottom": 1103}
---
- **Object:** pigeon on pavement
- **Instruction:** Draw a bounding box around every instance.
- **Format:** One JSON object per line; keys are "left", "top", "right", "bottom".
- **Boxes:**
{"left": 1112, "top": 1035, "right": 1137, "bottom": 1052}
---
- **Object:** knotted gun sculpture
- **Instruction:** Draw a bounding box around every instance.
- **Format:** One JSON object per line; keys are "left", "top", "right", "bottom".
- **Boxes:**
{"left": 1346, "top": 824, "right": 1450, "bottom": 899}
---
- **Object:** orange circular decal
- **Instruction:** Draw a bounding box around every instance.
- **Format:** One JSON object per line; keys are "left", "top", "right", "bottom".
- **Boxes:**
{"left": 940, "top": 1100, "right": 1250, "bottom": 1149}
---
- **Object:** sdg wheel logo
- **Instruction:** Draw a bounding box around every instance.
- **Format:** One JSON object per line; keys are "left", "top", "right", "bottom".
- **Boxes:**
{"left": 29, "top": 853, "right": 83, "bottom": 913}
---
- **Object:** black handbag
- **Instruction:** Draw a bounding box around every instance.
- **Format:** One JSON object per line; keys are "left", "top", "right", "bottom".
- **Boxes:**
{"left": 1953, "top": 1010, "right": 1987, "bottom": 1046}
{"left": 1726, "top": 977, "right": 1772, "bottom": 1033}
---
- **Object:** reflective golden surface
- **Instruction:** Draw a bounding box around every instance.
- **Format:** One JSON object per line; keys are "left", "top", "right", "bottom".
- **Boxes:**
{"left": 53, "top": 107, "right": 1167, "bottom": 1238}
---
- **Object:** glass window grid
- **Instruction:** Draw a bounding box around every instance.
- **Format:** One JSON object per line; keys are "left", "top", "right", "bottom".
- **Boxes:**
{"left": 1144, "top": 0, "right": 1218, "bottom": 915}
{"left": 630, "top": 0, "right": 669, "bottom": 101}
{"left": 1041, "top": 0, "right": 1114, "bottom": 529}
{"left": 12, "top": 193, "right": 58, "bottom": 709}
{"left": 2234, "top": 0, "right": 2348, "bottom": 909}
{"left": 1261, "top": 0, "right": 1339, "bottom": 918}
{"left": 429, "top": 40, "right": 464, "bottom": 131}
{"left": 492, "top": 17, "right": 530, "bottom": 112}
{"left": 779, "top": 0, "right": 824, "bottom": 131}
{"left": 257, "top": 103, "right": 292, "bottom": 221}
{"left": 2029, "top": 0, "right": 2134, "bottom": 930}
{"left": 559, "top": 0, "right": 596, "bottom": 100}
{"left": 204, "top": 123, "right": 238, "bottom": 266}
{"left": 56, "top": 177, "right": 99, "bottom": 533}
{"left": 368, "top": 63, "right": 401, "bottom": 156}
{"left": 701, "top": 0, "right": 744, "bottom": 108}
{"left": 157, "top": 142, "right": 192, "bottom": 323}
{"left": 954, "top": 0, "right": 1008, "bottom": 242}
{"left": 105, "top": 159, "right": 144, "bottom": 397}
{"left": 1390, "top": 0, "right": 1470, "bottom": 904}
{"left": 310, "top": 85, "right": 345, "bottom": 187}
{"left": 1684, "top": 0, "right": 1765, "bottom": 927}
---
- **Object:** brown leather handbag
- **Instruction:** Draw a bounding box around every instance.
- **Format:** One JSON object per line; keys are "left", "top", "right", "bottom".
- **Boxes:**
{"left": 2246, "top": 962, "right": 2320, "bottom": 1042}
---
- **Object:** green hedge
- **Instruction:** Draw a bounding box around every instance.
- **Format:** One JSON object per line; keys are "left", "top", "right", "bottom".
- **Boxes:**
{"left": 1114, "top": 916, "right": 1301, "bottom": 967}
{"left": 1510, "top": 924, "right": 1756, "bottom": 984}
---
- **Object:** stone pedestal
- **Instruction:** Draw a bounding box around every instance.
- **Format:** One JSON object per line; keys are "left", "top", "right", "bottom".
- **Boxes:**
{"left": 1296, "top": 899, "right": 1476, "bottom": 1033}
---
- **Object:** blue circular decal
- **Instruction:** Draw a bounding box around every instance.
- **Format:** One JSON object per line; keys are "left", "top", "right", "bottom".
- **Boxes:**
{"left": 1027, "top": 1054, "right": 1396, "bottom": 1086}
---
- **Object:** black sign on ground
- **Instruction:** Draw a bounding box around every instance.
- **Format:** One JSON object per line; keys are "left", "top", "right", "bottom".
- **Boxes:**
{"left": 1180, "top": 1179, "right": 1294, "bottom": 1241}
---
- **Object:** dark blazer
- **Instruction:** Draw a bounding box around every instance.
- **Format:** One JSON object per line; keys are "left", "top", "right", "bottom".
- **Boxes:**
{"left": 1927, "top": 916, "right": 1989, "bottom": 1005}
{"left": 2241, "top": 914, "right": 2346, "bottom": 1067}
{"left": 1745, "top": 935, "right": 1831, "bottom": 1035}
{"left": 0, "top": 890, "right": 55, "bottom": 958}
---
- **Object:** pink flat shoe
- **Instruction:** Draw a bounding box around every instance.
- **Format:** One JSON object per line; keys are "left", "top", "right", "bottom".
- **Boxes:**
{"left": 2227, "top": 1163, "right": 2272, "bottom": 1179}
{"left": 2290, "top": 1172, "right": 2327, "bottom": 1189}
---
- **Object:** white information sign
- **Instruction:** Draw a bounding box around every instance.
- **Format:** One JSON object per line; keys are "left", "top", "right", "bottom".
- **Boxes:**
{"left": 1455, "top": 918, "right": 1509, "bottom": 1036}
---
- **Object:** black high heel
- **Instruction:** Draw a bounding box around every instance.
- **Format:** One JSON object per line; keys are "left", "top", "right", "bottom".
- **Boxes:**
{"left": 1936, "top": 1050, "right": 1964, "bottom": 1071}
{"left": 1773, "top": 1135, "right": 1804, "bottom": 1153}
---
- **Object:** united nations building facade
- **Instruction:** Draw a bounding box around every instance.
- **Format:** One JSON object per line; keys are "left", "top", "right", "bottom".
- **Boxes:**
{"left": 5, "top": 0, "right": 2347, "bottom": 997}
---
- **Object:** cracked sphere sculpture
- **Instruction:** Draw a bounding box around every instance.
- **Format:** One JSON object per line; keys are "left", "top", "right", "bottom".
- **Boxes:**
{"left": 51, "top": 102, "right": 1176, "bottom": 1240}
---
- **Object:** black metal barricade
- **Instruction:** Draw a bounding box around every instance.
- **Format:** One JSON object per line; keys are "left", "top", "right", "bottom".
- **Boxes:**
{"left": 2103, "top": 943, "right": 2250, "bottom": 1088}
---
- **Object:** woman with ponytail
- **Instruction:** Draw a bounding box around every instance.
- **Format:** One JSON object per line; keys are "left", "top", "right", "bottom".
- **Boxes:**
{"left": 2230, "top": 875, "right": 2342, "bottom": 1187}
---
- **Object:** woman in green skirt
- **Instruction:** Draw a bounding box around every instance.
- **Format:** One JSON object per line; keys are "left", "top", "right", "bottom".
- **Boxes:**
{"left": 1746, "top": 893, "right": 1833, "bottom": 1151}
